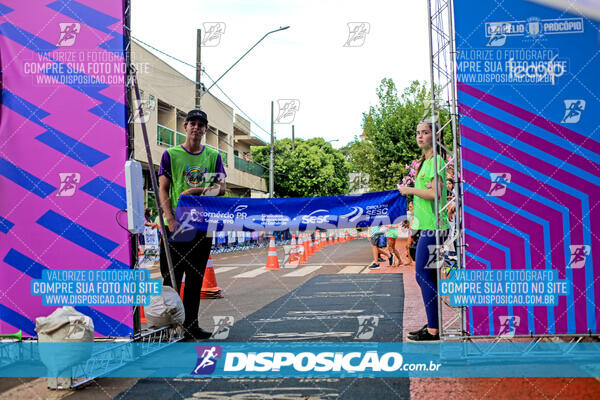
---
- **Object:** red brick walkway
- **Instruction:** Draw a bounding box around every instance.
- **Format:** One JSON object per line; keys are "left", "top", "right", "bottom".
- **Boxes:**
{"left": 365, "top": 238, "right": 600, "bottom": 399}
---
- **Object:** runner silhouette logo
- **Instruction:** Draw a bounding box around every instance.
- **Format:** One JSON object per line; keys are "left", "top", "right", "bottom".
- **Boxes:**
{"left": 212, "top": 316, "right": 234, "bottom": 339}
{"left": 561, "top": 99, "right": 585, "bottom": 124}
{"left": 567, "top": 245, "right": 590, "bottom": 269}
{"left": 354, "top": 316, "right": 379, "bottom": 339}
{"left": 192, "top": 345, "right": 222, "bottom": 375}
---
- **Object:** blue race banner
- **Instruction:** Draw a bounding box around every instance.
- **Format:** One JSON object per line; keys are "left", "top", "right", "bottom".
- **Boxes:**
{"left": 174, "top": 190, "right": 406, "bottom": 232}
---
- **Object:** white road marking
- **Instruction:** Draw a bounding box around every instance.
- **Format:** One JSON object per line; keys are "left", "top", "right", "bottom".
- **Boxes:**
{"left": 233, "top": 267, "right": 269, "bottom": 279}
{"left": 214, "top": 267, "right": 240, "bottom": 274}
{"left": 212, "top": 264, "right": 264, "bottom": 267}
{"left": 283, "top": 265, "right": 322, "bottom": 277}
{"left": 339, "top": 265, "right": 367, "bottom": 274}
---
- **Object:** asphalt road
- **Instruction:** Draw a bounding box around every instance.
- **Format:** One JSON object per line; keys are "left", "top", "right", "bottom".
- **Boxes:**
{"left": 53, "top": 237, "right": 390, "bottom": 400}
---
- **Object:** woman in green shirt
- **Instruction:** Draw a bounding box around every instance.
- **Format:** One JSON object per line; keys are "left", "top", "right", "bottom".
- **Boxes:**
{"left": 398, "top": 119, "right": 449, "bottom": 341}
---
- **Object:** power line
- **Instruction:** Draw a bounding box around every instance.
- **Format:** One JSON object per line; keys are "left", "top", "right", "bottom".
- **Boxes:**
{"left": 127, "top": 34, "right": 294, "bottom": 178}
{"left": 130, "top": 35, "right": 271, "bottom": 142}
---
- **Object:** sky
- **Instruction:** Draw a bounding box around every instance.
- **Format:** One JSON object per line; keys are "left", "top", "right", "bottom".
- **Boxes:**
{"left": 131, "top": 0, "right": 431, "bottom": 147}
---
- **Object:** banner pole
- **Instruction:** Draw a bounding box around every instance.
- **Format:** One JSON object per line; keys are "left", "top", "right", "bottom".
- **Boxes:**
{"left": 130, "top": 68, "right": 178, "bottom": 294}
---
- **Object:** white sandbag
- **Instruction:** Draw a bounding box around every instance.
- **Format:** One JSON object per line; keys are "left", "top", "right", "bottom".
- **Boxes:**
{"left": 145, "top": 285, "right": 185, "bottom": 328}
{"left": 35, "top": 307, "right": 94, "bottom": 375}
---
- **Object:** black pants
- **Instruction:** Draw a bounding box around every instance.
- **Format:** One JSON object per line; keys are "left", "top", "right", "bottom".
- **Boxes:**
{"left": 159, "top": 227, "right": 212, "bottom": 331}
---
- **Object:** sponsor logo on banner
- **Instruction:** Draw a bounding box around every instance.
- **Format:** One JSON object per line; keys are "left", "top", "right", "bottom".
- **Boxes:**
{"left": 57, "top": 23, "right": 80, "bottom": 46}
{"left": 274, "top": 99, "right": 300, "bottom": 124}
{"left": 486, "top": 24, "right": 507, "bottom": 47}
{"left": 233, "top": 205, "right": 248, "bottom": 219}
{"left": 56, "top": 173, "right": 80, "bottom": 197}
{"left": 344, "top": 22, "right": 370, "bottom": 47}
{"left": 498, "top": 315, "right": 520, "bottom": 338}
{"left": 567, "top": 245, "right": 590, "bottom": 269}
{"left": 485, "top": 17, "right": 584, "bottom": 39}
{"left": 354, "top": 316, "right": 379, "bottom": 339}
{"left": 201, "top": 22, "right": 226, "bottom": 46}
{"left": 212, "top": 316, "right": 234, "bottom": 339}
{"left": 365, "top": 204, "right": 389, "bottom": 216}
{"left": 261, "top": 214, "right": 291, "bottom": 227}
{"left": 192, "top": 345, "right": 222, "bottom": 375}
{"left": 561, "top": 99, "right": 586, "bottom": 123}
{"left": 487, "top": 173, "right": 511, "bottom": 197}
{"left": 341, "top": 206, "right": 364, "bottom": 223}
{"left": 301, "top": 209, "right": 331, "bottom": 224}
{"left": 526, "top": 17, "right": 542, "bottom": 38}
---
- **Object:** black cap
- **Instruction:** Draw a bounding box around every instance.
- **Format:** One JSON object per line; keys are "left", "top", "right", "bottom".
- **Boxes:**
{"left": 185, "top": 109, "right": 208, "bottom": 123}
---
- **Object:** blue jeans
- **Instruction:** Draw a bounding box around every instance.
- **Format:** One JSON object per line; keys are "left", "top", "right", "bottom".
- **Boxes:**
{"left": 414, "top": 230, "right": 447, "bottom": 330}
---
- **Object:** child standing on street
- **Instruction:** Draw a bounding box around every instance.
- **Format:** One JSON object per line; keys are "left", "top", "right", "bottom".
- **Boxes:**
{"left": 384, "top": 224, "right": 402, "bottom": 268}
{"left": 367, "top": 225, "right": 393, "bottom": 270}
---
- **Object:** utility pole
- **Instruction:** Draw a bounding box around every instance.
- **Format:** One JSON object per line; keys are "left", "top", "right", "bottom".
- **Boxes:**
{"left": 270, "top": 101, "right": 274, "bottom": 198}
{"left": 291, "top": 125, "right": 295, "bottom": 151}
{"left": 195, "top": 29, "right": 202, "bottom": 109}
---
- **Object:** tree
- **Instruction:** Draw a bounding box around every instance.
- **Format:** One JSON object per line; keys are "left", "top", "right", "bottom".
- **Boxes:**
{"left": 251, "top": 138, "right": 349, "bottom": 197}
{"left": 351, "top": 79, "right": 451, "bottom": 191}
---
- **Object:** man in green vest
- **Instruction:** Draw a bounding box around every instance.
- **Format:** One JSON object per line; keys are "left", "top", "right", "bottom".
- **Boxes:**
{"left": 158, "top": 109, "right": 226, "bottom": 340}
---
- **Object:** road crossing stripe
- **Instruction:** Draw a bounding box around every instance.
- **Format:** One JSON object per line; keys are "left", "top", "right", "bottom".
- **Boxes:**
{"left": 361, "top": 266, "right": 372, "bottom": 274}
{"left": 212, "top": 264, "right": 264, "bottom": 267}
{"left": 214, "top": 266, "right": 240, "bottom": 274}
{"left": 233, "top": 267, "right": 269, "bottom": 279}
{"left": 283, "top": 265, "right": 322, "bottom": 277}
{"left": 339, "top": 265, "right": 367, "bottom": 274}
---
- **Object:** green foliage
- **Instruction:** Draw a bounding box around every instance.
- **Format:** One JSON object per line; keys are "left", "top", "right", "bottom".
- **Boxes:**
{"left": 251, "top": 138, "right": 349, "bottom": 197}
{"left": 347, "top": 79, "right": 451, "bottom": 191}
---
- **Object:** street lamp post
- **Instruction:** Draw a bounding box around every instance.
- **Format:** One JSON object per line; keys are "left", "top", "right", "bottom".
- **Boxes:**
{"left": 201, "top": 26, "right": 290, "bottom": 98}
{"left": 270, "top": 101, "right": 274, "bottom": 198}
{"left": 320, "top": 139, "right": 339, "bottom": 149}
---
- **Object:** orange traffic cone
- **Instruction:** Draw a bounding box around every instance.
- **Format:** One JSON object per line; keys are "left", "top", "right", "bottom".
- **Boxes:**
{"left": 308, "top": 235, "right": 314, "bottom": 257}
{"left": 315, "top": 232, "right": 321, "bottom": 251}
{"left": 329, "top": 233, "right": 333, "bottom": 245}
{"left": 285, "top": 235, "right": 300, "bottom": 267}
{"left": 139, "top": 306, "right": 146, "bottom": 324}
{"left": 201, "top": 255, "right": 223, "bottom": 299}
{"left": 303, "top": 234, "right": 310, "bottom": 259}
{"left": 334, "top": 232, "right": 339, "bottom": 244}
{"left": 322, "top": 232, "right": 328, "bottom": 247}
{"left": 265, "top": 236, "right": 280, "bottom": 270}
{"left": 298, "top": 235, "right": 306, "bottom": 264}
{"left": 179, "top": 273, "right": 186, "bottom": 298}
